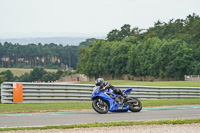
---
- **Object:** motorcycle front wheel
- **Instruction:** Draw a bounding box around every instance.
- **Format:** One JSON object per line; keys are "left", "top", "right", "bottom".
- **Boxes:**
{"left": 92, "top": 98, "right": 109, "bottom": 114}
{"left": 128, "top": 97, "right": 142, "bottom": 112}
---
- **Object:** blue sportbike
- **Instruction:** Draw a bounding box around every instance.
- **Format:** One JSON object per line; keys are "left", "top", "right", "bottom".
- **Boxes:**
{"left": 91, "top": 86, "right": 142, "bottom": 114}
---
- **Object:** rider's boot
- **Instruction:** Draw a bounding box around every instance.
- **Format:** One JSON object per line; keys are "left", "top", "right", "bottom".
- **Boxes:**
{"left": 115, "top": 96, "right": 123, "bottom": 105}
{"left": 117, "top": 96, "right": 124, "bottom": 105}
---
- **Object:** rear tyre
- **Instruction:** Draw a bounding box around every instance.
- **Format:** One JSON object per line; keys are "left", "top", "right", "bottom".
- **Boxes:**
{"left": 92, "top": 98, "right": 109, "bottom": 114}
{"left": 128, "top": 97, "right": 142, "bottom": 112}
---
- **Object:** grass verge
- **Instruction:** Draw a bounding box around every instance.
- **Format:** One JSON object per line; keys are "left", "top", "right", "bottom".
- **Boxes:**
{"left": 0, "top": 99, "right": 200, "bottom": 114}
{"left": 77, "top": 80, "right": 200, "bottom": 87}
{"left": 0, "top": 102, "right": 92, "bottom": 114}
{"left": 0, "top": 118, "right": 199, "bottom": 131}
{"left": 141, "top": 98, "right": 200, "bottom": 107}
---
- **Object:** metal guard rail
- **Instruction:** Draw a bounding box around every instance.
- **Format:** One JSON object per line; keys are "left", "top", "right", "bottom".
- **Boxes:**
{"left": 1, "top": 82, "right": 200, "bottom": 103}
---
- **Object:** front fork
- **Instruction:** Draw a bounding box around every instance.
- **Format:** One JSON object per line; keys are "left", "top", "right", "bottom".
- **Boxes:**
{"left": 98, "top": 98, "right": 103, "bottom": 105}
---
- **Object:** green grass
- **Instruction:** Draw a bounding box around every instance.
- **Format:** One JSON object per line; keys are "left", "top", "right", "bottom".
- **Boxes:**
{"left": 0, "top": 118, "right": 199, "bottom": 131}
{"left": 0, "top": 102, "right": 92, "bottom": 114}
{"left": 0, "top": 99, "right": 200, "bottom": 114}
{"left": 0, "top": 68, "right": 58, "bottom": 77}
{"left": 77, "top": 80, "right": 200, "bottom": 87}
{"left": 141, "top": 99, "right": 200, "bottom": 107}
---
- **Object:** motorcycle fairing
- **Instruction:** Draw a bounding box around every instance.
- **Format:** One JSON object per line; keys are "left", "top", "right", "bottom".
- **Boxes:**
{"left": 91, "top": 86, "right": 130, "bottom": 112}
{"left": 124, "top": 88, "right": 132, "bottom": 94}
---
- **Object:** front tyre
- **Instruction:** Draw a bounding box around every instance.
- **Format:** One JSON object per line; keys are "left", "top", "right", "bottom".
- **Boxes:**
{"left": 92, "top": 98, "right": 109, "bottom": 114}
{"left": 128, "top": 97, "right": 142, "bottom": 112}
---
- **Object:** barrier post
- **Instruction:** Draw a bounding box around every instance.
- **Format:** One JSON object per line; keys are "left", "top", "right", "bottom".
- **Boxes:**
{"left": 13, "top": 83, "right": 23, "bottom": 103}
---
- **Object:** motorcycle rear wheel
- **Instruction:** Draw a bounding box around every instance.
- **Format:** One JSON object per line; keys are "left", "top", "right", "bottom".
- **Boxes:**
{"left": 128, "top": 97, "right": 142, "bottom": 112}
{"left": 92, "top": 98, "right": 109, "bottom": 114}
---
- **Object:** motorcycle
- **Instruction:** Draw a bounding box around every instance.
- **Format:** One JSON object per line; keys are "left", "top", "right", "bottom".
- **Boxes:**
{"left": 91, "top": 86, "right": 142, "bottom": 114}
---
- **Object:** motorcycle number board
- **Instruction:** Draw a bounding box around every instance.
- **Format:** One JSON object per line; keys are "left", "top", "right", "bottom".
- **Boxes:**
{"left": 117, "top": 106, "right": 123, "bottom": 109}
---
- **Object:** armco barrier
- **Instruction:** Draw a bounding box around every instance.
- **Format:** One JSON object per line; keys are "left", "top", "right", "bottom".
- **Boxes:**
{"left": 0, "top": 85, "right": 1, "bottom": 99}
{"left": 1, "top": 82, "right": 200, "bottom": 103}
{"left": 1, "top": 82, "right": 94, "bottom": 103}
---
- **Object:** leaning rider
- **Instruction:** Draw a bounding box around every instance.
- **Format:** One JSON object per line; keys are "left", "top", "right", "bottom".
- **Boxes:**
{"left": 95, "top": 78, "right": 124, "bottom": 105}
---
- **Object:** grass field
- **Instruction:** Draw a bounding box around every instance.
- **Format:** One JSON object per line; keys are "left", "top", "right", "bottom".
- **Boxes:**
{"left": 0, "top": 99, "right": 199, "bottom": 114}
{"left": 0, "top": 68, "right": 58, "bottom": 77}
{"left": 77, "top": 80, "right": 200, "bottom": 87}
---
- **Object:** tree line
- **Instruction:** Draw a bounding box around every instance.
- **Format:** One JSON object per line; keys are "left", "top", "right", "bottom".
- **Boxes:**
{"left": 77, "top": 13, "right": 200, "bottom": 80}
{"left": 0, "top": 67, "right": 75, "bottom": 83}
{"left": 0, "top": 43, "right": 78, "bottom": 69}
{"left": 0, "top": 13, "right": 199, "bottom": 81}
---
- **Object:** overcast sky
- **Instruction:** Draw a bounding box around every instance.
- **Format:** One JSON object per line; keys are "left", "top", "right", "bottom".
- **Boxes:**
{"left": 0, "top": 0, "right": 199, "bottom": 38}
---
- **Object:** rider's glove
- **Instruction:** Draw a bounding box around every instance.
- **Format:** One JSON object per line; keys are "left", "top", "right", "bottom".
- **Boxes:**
{"left": 104, "top": 82, "right": 111, "bottom": 89}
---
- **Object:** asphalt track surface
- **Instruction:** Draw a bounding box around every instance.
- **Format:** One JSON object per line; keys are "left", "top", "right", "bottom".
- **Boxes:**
{"left": 0, "top": 105, "right": 200, "bottom": 128}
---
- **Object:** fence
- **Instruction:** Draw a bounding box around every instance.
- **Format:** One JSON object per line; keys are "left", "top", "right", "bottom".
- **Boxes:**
{"left": 1, "top": 82, "right": 200, "bottom": 103}
{"left": 185, "top": 75, "right": 200, "bottom": 81}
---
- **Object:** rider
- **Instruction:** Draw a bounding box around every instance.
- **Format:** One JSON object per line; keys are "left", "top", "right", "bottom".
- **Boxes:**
{"left": 95, "top": 78, "right": 124, "bottom": 105}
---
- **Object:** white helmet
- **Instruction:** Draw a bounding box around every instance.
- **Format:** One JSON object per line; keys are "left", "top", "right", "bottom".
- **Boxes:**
{"left": 95, "top": 78, "right": 104, "bottom": 86}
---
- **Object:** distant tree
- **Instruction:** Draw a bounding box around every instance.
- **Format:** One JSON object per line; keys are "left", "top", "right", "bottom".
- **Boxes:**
{"left": 40, "top": 72, "right": 56, "bottom": 82}
{"left": 79, "top": 38, "right": 96, "bottom": 47}
{"left": 0, "top": 43, "right": 79, "bottom": 69}
{"left": 29, "top": 67, "right": 47, "bottom": 81}
{"left": 16, "top": 69, "right": 64, "bottom": 82}
{"left": 18, "top": 73, "right": 31, "bottom": 82}
{"left": 131, "top": 27, "right": 143, "bottom": 40}
{"left": 118, "top": 24, "right": 131, "bottom": 40}
{"left": 0, "top": 70, "right": 15, "bottom": 81}
{"left": 107, "top": 24, "right": 132, "bottom": 41}
{"left": 0, "top": 75, "right": 6, "bottom": 84}
{"left": 107, "top": 29, "right": 120, "bottom": 41}
{"left": 77, "top": 47, "right": 88, "bottom": 73}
